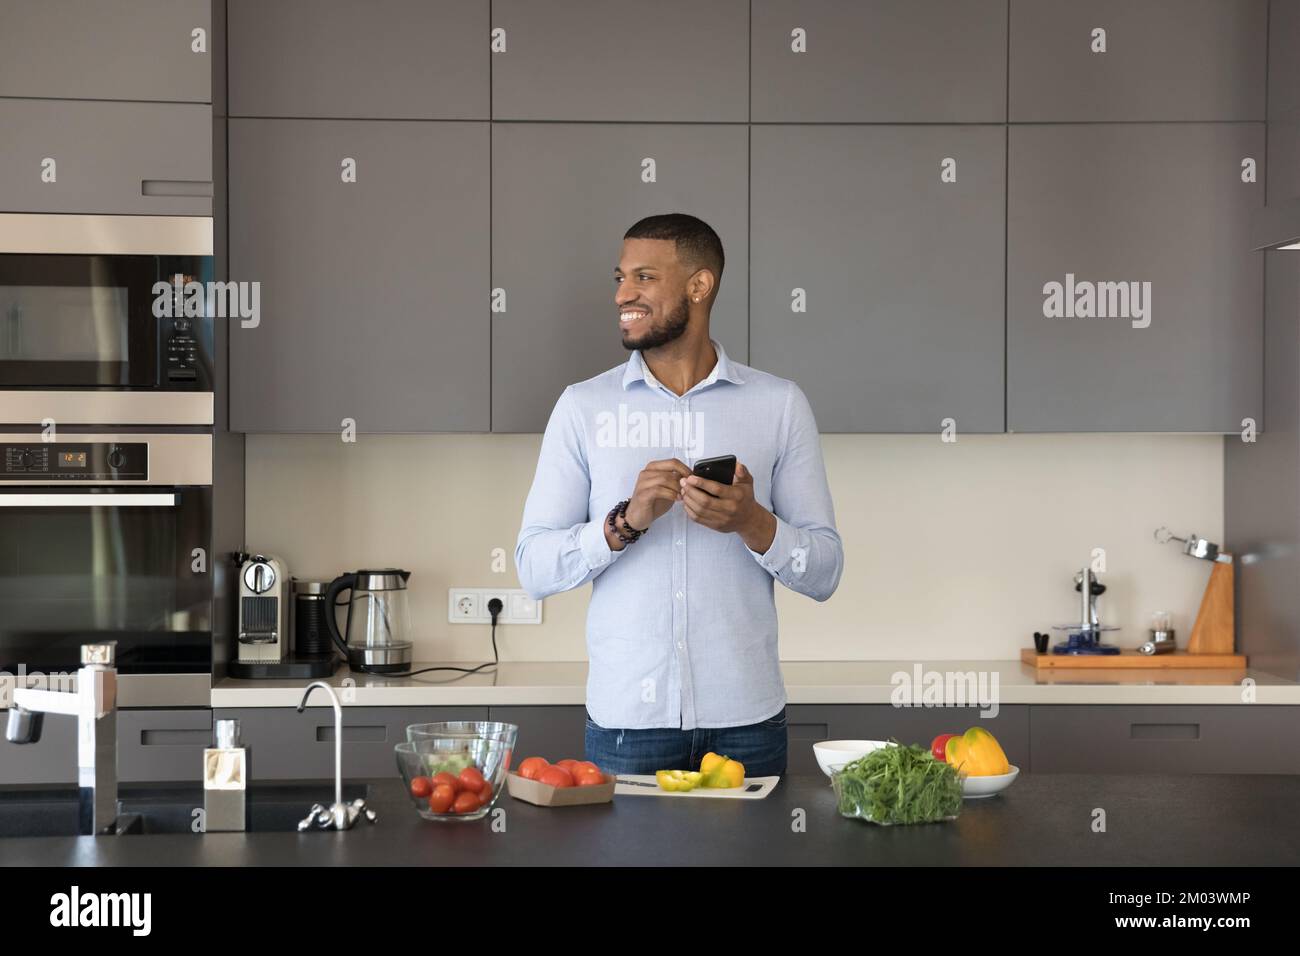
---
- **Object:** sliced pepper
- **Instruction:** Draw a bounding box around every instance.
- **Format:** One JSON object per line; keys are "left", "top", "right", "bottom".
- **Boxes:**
{"left": 655, "top": 769, "right": 704, "bottom": 792}
{"left": 699, "top": 751, "right": 745, "bottom": 789}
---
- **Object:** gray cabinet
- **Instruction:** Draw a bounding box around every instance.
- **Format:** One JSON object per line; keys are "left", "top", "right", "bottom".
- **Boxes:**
{"left": 0, "top": 0, "right": 211, "bottom": 103}
{"left": 1268, "top": 0, "right": 1300, "bottom": 203}
{"left": 1007, "top": 123, "right": 1263, "bottom": 432}
{"left": 492, "top": 0, "right": 748, "bottom": 121}
{"left": 1009, "top": 0, "right": 1267, "bottom": 121}
{"left": 228, "top": 0, "right": 488, "bottom": 119}
{"left": 1029, "top": 705, "right": 1300, "bottom": 774}
{"left": 0, "top": 99, "right": 212, "bottom": 215}
{"left": 491, "top": 122, "right": 748, "bottom": 432}
{"left": 487, "top": 706, "right": 586, "bottom": 761}
{"left": 750, "top": 125, "right": 1005, "bottom": 433}
{"left": 785, "top": 704, "right": 1030, "bottom": 776}
{"left": 213, "top": 706, "right": 489, "bottom": 781}
{"left": 751, "top": 0, "right": 1006, "bottom": 122}
{"left": 228, "top": 118, "right": 490, "bottom": 433}
{"left": 117, "top": 709, "right": 212, "bottom": 783}
{"left": 0, "top": 713, "right": 76, "bottom": 784}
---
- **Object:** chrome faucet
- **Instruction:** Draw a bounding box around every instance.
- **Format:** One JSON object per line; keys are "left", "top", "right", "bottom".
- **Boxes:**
{"left": 5, "top": 642, "right": 118, "bottom": 835}
{"left": 295, "top": 680, "right": 376, "bottom": 831}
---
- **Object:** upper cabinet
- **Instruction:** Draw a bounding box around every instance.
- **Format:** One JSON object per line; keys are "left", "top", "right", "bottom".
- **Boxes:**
{"left": 1268, "top": 0, "right": 1300, "bottom": 203}
{"left": 227, "top": 0, "right": 488, "bottom": 119}
{"left": 750, "top": 125, "right": 1005, "bottom": 433}
{"left": 1009, "top": 0, "right": 1267, "bottom": 121}
{"left": 0, "top": 99, "right": 212, "bottom": 215}
{"left": 491, "top": 122, "right": 748, "bottom": 433}
{"left": 228, "top": 119, "right": 490, "bottom": 433}
{"left": 0, "top": 0, "right": 212, "bottom": 103}
{"left": 751, "top": 0, "right": 1007, "bottom": 122}
{"left": 1007, "top": 123, "right": 1264, "bottom": 432}
{"left": 491, "top": 0, "right": 748, "bottom": 121}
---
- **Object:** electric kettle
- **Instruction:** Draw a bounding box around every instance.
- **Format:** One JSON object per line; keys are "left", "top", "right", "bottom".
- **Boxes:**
{"left": 322, "top": 569, "right": 413, "bottom": 673}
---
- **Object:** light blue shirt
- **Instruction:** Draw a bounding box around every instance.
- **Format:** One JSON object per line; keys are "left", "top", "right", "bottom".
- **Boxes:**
{"left": 515, "top": 338, "right": 843, "bottom": 730}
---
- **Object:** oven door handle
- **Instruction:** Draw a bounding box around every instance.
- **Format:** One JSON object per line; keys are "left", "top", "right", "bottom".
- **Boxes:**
{"left": 0, "top": 493, "right": 176, "bottom": 507}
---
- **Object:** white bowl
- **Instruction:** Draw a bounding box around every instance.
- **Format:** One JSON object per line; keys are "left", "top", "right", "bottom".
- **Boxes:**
{"left": 960, "top": 765, "right": 1020, "bottom": 798}
{"left": 813, "top": 739, "right": 893, "bottom": 777}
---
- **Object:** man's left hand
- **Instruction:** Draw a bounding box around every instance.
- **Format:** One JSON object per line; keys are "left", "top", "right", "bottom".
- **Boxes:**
{"left": 680, "top": 461, "right": 777, "bottom": 554}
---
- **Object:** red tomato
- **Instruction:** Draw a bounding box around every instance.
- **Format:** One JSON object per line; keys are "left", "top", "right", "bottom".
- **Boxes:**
{"left": 574, "top": 766, "right": 605, "bottom": 787}
{"left": 452, "top": 790, "right": 482, "bottom": 814}
{"left": 478, "top": 780, "right": 494, "bottom": 802}
{"left": 428, "top": 784, "right": 456, "bottom": 814}
{"left": 409, "top": 775, "right": 432, "bottom": 799}
{"left": 432, "top": 771, "right": 461, "bottom": 793}
{"left": 539, "top": 766, "right": 575, "bottom": 788}
{"left": 931, "top": 734, "right": 957, "bottom": 762}
{"left": 458, "top": 766, "right": 486, "bottom": 793}
{"left": 570, "top": 761, "right": 600, "bottom": 778}
{"left": 555, "top": 758, "right": 581, "bottom": 776}
{"left": 517, "top": 757, "right": 549, "bottom": 781}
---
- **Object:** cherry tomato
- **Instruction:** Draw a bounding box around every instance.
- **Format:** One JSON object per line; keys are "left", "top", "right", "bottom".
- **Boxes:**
{"left": 409, "top": 775, "right": 432, "bottom": 799}
{"left": 478, "top": 780, "right": 494, "bottom": 802}
{"left": 453, "top": 790, "right": 482, "bottom": 814}
{"left": 432, "top": 771, "right": 461, "bottom": 793}
{"left": 574, "top": 766, "right": 605, "bottom": 787}
{"left": 539, "top": 766, "right": 575, "bottom": 788}
{"left": 931, "top": 734, "right": 957, "bottom": 762}
{"left": 458, "top": 766, "right": 486, "bottom": 793}
{"left": 517, "top": 757, "right": 549, "bottom": 781}
{"left": 428, "top": 784, "right": 456, "bottom": 814}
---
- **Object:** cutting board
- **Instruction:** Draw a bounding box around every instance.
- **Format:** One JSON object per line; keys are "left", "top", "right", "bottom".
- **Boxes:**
{"left": 613, "top": 775, "right": 781, "bottom": 799}
{"left": 1021, "top": 648, "right": 1246, "bottom": 669}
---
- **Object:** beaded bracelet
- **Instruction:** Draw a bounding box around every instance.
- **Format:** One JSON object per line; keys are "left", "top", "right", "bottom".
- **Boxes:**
{"left": 606, "top": 498, "right": 648, "bottom": 544}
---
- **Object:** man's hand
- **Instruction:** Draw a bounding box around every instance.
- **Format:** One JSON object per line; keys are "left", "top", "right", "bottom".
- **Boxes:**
{"left": 679, "top": 461, "right": 777, "bottom": 554}
{"left": 605, "top": 458, "right": 692, "bottom": 552}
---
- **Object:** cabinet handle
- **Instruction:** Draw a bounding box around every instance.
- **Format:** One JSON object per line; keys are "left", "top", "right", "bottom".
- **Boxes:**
{"left": 315, "top": 724, "right": 385, "bottom": 743}
{"left": 139, "top": 729, "right": 208, "bottom": 745}
{"left": 1130, "top": 723, "right": 1200, "bottom": 740}
{"left": 142, "top": 179, "right": 213, "bottom": 197}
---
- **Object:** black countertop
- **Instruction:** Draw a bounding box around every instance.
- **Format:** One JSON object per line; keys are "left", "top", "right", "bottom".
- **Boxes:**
{"left": 2, "top": 772, "right": 1298, "bottom": 866}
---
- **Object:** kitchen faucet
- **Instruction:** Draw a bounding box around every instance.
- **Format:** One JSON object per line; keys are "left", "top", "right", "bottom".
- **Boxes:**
{"left": 5, "top": 641, "right": 119, "bottom": 835}
{"left": 295, "top": 680, "right": 376, "bottom": 831}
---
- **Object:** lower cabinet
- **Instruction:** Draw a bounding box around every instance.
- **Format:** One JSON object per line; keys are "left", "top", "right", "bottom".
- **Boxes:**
{"left": 486, "top": 706, "right": 586, "bottom": 762}
{"left": 212, "top": 706, "right": 489, "bottom": 781}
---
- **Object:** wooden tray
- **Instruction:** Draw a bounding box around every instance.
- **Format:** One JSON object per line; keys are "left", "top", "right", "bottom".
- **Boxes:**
{"left": 1021, "top": 648, "right": 1246, "bottom": 669}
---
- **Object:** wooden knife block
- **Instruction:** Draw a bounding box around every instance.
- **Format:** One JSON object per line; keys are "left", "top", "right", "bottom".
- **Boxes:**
{"left": 1188, "top": 560, "right": 1235, "bottom": 654}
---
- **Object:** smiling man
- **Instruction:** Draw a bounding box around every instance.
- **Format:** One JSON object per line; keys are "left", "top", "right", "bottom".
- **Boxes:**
{"left": 515, "top": 213, "right": 843, "bottom": 778}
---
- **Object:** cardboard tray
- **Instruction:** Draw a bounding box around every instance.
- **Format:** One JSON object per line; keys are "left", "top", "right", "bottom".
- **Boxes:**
{"left": 506, "top": 771, "right": 616, "bottom": 807}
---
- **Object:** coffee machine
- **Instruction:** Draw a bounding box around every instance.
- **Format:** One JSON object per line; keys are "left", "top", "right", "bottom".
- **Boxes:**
{"left": 230, "top": 553, "right": 338, "bottom": 679}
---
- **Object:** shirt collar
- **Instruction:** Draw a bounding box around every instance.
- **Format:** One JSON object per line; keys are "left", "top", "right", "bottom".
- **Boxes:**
{"left": 621, "top": 337, "right": 745, "bottom": 392}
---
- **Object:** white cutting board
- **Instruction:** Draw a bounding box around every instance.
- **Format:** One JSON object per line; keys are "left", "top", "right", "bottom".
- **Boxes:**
{"left": 614, "top": 775, "right": 781, "bottom": 799}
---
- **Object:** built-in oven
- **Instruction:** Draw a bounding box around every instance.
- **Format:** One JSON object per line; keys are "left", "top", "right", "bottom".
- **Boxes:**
{"left": 0, "top": 214, "right": 214, "bottom": 426}
{"left": 0, "top": 433, "right": 211, "bottom": 696}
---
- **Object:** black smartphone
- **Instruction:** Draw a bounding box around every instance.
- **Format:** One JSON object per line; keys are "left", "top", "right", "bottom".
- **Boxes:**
{"left": 692, "top": 454, "right": 737, "bottom": 486}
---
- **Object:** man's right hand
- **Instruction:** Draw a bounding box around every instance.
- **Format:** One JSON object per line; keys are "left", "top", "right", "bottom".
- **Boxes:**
{"left": 605, "top": 458, "right": 692, "bottom": 550}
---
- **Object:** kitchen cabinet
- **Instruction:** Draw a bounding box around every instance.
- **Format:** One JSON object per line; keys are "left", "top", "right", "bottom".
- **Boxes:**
{"left": 228, "top": 118, "right": 490, "bottom": 433}
{"left": 491, "top": 122, "right": 749, "bottom": 432}
{"left": 0, "top": 713, "right": 76, "bottom": 785}
{"left": 227, "top": 0, "right": 487, "bottom": 119}
{"left": 491, "top": 0, "right": 748, "bottom": 122}
{"left": 751, "top": 0, "right": 1006, "bottom": 122}
{"left": 1009, "top": 0, "right": 1267, "bottom": 121}
{"left": 750, "top": 125, "right": 1005, "bottom": 433}
{"left": 0, "top": 99, "right": 212, "bottom": 216}
{"left": 0, "top": 0, "right": 211, "bottom": 103}
{"left": 1028, "top": 705, "right": 1300, "bottom": 774}
{"left": 487, "top": 706, "right": 586, "bottom": 760}
{"left": 785, "top": 705, "right": 1029, "bottom": 775}
{"left": 213, "top": 706, "right": 489, "bottom": 781}
{"left": 1007, "top": 123, "right": 1263, "bottom": 432}
{"left": 117, "top": 709, "right": 213, "bottom": 783}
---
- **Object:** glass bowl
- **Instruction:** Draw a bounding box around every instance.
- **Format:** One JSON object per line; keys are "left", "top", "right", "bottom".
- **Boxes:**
{"left": 395, "top": 736, "right": 513, "bottom": 822}
{"left": 406, "top": 720, "right": 518, "bottom": 752}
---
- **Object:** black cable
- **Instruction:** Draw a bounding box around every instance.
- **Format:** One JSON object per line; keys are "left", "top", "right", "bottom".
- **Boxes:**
{"left": 346, "top": 597, "right": 503, "bottom": 679}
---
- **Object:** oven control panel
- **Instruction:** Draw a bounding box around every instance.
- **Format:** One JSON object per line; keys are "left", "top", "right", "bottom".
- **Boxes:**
{"left": 0, "top": 442, "right": 147, "bottom": 480}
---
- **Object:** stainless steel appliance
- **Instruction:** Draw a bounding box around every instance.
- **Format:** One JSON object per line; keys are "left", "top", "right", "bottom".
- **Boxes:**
{"left": 0, "top": 213, "right": 213, "bottom": 426}
{"left": 236, "top": 554, "right": 290, "bottom": 664}
{"left": 0, "top": 432, "right": 211, "bottom": 693}
{"left": 323, "top": 569, "right": 413, "bottom": 674}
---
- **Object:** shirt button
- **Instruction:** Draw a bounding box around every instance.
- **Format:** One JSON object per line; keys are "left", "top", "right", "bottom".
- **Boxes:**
{"left": 675, "top": 539, "right": 682, "bottom": 547}
{"left": 677, "top": 642, "right": 684, "bottom": 649}
{"left": 675, "top": 591, "right": 683, "bottom": 600}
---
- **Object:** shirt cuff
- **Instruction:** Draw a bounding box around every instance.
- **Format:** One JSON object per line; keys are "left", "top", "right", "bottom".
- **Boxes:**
{"left": 746, "top": 513, "right": 796, "bottom": 576}
{"left": 579, "top": 515, "right": 623, "bottom": 571}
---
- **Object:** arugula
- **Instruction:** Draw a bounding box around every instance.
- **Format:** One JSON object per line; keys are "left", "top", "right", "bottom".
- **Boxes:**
{"left": 833, "top": 741, "right": 963, "bottom": 825}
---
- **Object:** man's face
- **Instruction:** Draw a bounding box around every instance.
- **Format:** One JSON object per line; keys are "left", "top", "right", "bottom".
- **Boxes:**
{"left": 615, "top": 238, "right": 691, "bottom": 352}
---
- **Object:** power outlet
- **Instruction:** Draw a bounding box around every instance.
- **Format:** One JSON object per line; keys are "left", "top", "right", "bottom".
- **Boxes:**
{"left": 447, "top": 588, "right": 543, "bottom": 625}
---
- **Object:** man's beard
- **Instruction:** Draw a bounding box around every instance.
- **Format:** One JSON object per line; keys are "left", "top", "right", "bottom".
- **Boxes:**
{"left": 622, "top": 295, "right": 691, "bottom": 352}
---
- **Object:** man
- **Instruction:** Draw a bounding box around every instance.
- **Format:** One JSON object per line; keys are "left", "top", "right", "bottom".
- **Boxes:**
{"left": 515, "top": 213, "right": 843, "bottom": 777}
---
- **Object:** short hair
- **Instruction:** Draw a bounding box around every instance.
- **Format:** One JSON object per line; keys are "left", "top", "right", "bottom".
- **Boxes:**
{"left": 624, "top": 213, "right": 725, "bottom": 292}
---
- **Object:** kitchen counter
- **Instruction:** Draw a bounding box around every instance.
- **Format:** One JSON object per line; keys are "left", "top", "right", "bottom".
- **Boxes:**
{"left": 211, "top": 660, "right": 1300, "bottom": 707}
{"left": 4, "top": 771, "right": 1299, "bottom": 866}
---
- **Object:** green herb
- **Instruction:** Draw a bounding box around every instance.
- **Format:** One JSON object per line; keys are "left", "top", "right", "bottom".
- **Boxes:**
{"left": 832, "top": 741, "right": 962, "bottom": 825}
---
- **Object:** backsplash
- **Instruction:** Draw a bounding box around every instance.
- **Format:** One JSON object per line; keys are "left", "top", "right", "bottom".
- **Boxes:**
{"left": 245, "top": 433, "right": 1222, "bottom": 663}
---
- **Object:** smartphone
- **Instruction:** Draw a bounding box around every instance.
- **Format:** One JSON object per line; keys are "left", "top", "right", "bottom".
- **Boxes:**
{"left": 692, "top": 454, "right": 737, "bottom": 486}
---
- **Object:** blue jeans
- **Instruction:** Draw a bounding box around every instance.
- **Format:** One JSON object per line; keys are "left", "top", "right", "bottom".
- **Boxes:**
{"left": 584, "top": 707, "right": 788, "bottom": 777}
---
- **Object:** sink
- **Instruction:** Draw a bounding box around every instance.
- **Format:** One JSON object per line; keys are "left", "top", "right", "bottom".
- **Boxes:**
{"left": 0, "top": 782, "right": 370, "bottom": 837}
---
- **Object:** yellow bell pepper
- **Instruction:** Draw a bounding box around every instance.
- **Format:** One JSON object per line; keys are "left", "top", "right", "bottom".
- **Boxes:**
{"left": 655, "top": 769, "right": 704, "bottom": 792}
{"left": 944, "top": 727, "right": 1010, "bottom": 776}
{"left": 699, "top": 751, "right": 745, "bottom": 788}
